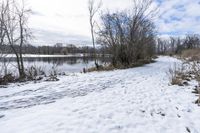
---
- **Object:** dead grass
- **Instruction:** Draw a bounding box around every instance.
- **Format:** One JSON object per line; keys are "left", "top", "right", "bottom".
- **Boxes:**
{"left": 167, "top": 62, "right": 192, "bottom": 86}
{"left": 168, "top": 60, "right": 200, "bottom": 106}
{"left": 86, "top": 64, "right": 116, "bottom": 72}
{"left": 194, "top": 86, "right": 200, "bottom": 106}
{"left": 0, "top": 74, "right": 15, "bottom": 85}
{"left": 171, "top": 77, "right": 184, "bottom": 86}
{"left": 181, "top": 49, "right": 200, "bottom": 61}
{"left": 86, "top": 59, "right": 156, "bottom": 73}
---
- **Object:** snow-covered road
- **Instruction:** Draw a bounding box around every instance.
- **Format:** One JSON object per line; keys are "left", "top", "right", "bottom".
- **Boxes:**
{"left": 0, "top": 56, "right": 200, "bottom": 133}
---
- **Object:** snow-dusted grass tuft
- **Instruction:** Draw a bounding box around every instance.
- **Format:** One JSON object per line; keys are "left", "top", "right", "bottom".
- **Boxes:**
{"left": 167, "top": 63, "right": 189, "bottom": 86}
{"left": 168, "top": 60, "right": 200, "bottom": 106}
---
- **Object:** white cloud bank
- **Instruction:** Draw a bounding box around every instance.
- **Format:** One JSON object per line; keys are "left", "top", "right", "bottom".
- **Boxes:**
{"left": 24, "top": 0, "right": 200, "bottom": 46}
{"left": 156, "top": 0, "right": 200, "bottom": 37}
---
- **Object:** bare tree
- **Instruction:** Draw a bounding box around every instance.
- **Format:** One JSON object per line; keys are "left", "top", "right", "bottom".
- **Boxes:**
{"left": 156, "top": 38, "right": 168, "bottom": 55}
{"left": 1, "top": 0, "right": 31, "bottom": 79}
{"left": 97, "top": 0, "right": 157, "bottom": 67}
{"left": 88, "top": 0, "right": 102, "bottom": 69}
{"left": 0, "top": 3, "right": 5, "bottom": 47}
{"left": 0, "top": 1, "right": 8, "bottom": 76}
{"left": 156, "top": 34, "right": 200, "bottom": 55}
{"left": 183, "top": 34, "right": 200, "bottom": 49}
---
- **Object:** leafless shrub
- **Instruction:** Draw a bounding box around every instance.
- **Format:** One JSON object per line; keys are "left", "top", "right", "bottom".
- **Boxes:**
{"left": 167, "top": 63, "right": 189, "bottom": 86}
{"left": 86, "top": 64, "right": 114, "bottom": 72}
{"left": 168, "top": 61, "right": 200, "bottom": 106}
{"left": 0, "top": 56, "right": 9, "bottom": 76}
{"left": 0, "top": 73, "right": 15, "bottom": 85}
{"left": 25, "top": 65, "right": 45, "bottom": 81}
{"left": 190, "top": 61, "right": 200, "bottom": 86}
{"left": 0, "top": 54, "right": 14, "bottom": 85}
{"left": 46, "top": 64, "right": 59, "bottom": 81}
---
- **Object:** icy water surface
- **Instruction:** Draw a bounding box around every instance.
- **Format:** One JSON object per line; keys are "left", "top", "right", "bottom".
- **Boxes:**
{"left": 0, "top": 54, "right": 110, "bottom": 75}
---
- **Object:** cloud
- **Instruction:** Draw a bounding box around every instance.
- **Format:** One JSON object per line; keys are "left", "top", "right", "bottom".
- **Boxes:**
{"left": 30, "top": 10, "right": 44, "bottom": 16}
{"left": 26, "top": 0, "right": 132, "bottom": 46}
{"left": 31, "top": 28, "right": 91, "bottom": 46}
{"left": 156, "top": 0, "right": 200, "bottom": 38}
{"left": 23, "top": 0, "right": 200, "bottom": 45}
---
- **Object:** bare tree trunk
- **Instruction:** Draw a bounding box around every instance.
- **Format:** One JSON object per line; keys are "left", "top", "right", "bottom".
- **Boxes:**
{"left": 19, "top": 15, "right": 25, "bottom": 78}
{"left": 90, "top": 18, "right": 97, "bottom": 67}
{"left": 10, "top": 45, "right": 22, "bottom": 77}
{"left": 88, "top": 0, "right": 102, "bottom": 69}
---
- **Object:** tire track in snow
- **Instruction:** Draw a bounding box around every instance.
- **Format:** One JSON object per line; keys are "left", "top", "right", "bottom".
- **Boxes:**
{"left": 0, "top": 76, "right": 124, "bottom": 111}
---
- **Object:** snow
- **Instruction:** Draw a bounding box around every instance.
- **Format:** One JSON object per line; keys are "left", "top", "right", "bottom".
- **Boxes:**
{"left": 0, "top": 56, "right": 200, "bottom": 133}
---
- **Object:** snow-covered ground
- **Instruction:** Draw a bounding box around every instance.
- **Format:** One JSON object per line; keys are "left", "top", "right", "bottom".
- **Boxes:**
{"left": 0, "top": 56, "right": 200, "bottom": 133}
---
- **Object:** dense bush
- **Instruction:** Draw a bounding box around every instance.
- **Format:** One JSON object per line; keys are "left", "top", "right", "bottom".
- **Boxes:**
{"left": 0, "top": 74, "right": 15, "bottom": 85}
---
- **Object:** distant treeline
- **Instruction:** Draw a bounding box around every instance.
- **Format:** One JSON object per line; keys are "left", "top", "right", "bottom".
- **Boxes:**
{"left": 156, "top": 34, "right": 200, "bottom": 55}
{"left": 0, "top": 43, "right": 108, "bottom": 55}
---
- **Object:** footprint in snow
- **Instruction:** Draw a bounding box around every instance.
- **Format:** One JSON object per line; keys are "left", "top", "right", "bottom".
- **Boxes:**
{"left": 186, "top": 127, "right": 191, "bottom": 133}
{"left": 0, "top": 115, "right": 5, "bottom": 119}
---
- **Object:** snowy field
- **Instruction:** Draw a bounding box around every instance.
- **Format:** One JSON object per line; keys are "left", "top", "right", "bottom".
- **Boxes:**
{"left": 0, "top": 56, "right": 200, "bottom": 133}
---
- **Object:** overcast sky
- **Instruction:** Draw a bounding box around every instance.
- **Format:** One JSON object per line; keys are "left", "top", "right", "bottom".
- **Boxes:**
{"left": 26, "top": 0, "right": 200, "bottom": 46}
